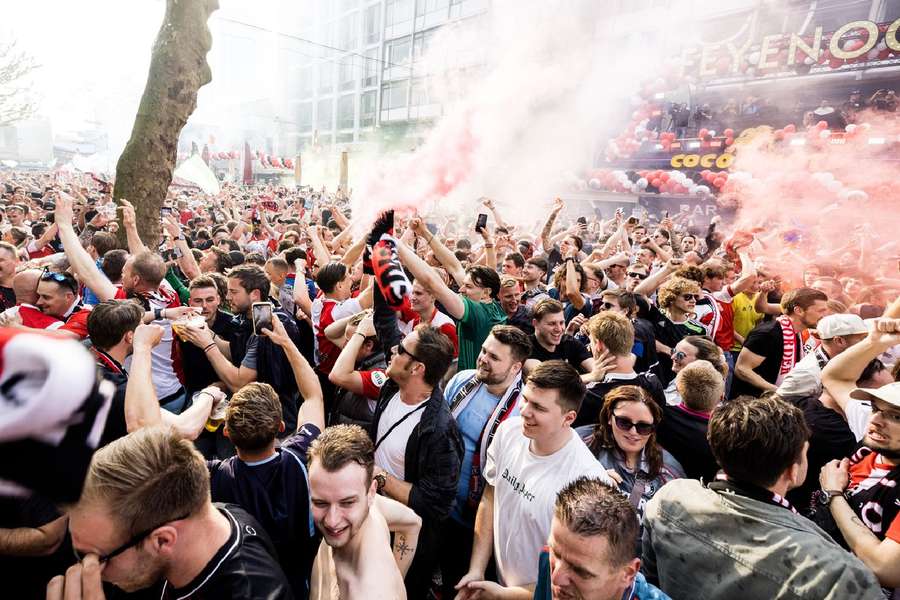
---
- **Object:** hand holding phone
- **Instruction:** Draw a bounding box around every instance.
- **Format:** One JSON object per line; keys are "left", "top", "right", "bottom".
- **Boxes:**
{"left": 252, "top": 302, "right": 274, "bottom": 335}
{"left": 475, "top": 213, "right": 488, "bottom": 233}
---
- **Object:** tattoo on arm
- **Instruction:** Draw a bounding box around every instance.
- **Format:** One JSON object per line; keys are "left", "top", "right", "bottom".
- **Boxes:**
{"left": 396, "top": 535, "right": 413, "bottom": 559}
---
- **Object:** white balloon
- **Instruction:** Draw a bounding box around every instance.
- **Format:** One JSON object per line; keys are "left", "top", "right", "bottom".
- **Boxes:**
{"left": 845, "top": 190, "right": 869, "bottom": 202}
{"left": 588, "top": 178, "right": 602, "bottom": 189}
{"left": 748, "top": 51, "right": 761, "bottom": 64}
{"left": 697, "top": 185, "right": 710, "bottom": 195}
{"left": 819, "top": 129, "right": 831, "bottom": 139}
{"left": 637, "top": 178, "right": 649, "bottom": 189}
{"left": 845, "top": 124, "right": 857, "bottom": 133}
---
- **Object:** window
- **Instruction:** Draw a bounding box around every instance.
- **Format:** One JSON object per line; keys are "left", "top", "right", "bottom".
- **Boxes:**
{"left": 338, "top": 12, "right": 360, "bottom": 50}
{"left": 449, "top": 0, "right": 462, "bottom": 18}
{"left": 338, "top": 95, "right": 356, "bottom": 129}
{"left": 413, "top": 30, "right": 436, "bottom": 60}
{"left": 297, "top": 102, "right": 313, "bottom": 132}
{"left": 381, "top": 80, "right": 409, "bottom": 110}
{"left": 298, "top": 65, "right": 314, "bottom": 99}
{"left": 317, "top": 98, "right": 334, "bottom": 130}
{"left": 363, "top": 48, "right": 379, "bottom": 87}
{"left": 385, "top": 0, "right": 413, "bottom": 27}
{"left": 416, "top": 0, "right": 449, "bottom": 16}
{"left": 339, "top": 58, "right": 357, "bottom": 92}
{"left": 410, "top": 78, "right": 431, "bottom": 106}
{"left": 365, "top": 4, "right": 381, "bottom": 45}
{"left": 360, "top": 90, "right": 377, "bottom": 127}
{"left": 319, "top": 62, "right": 335, "bottom": 94}
{"left": 386, "top": 36, "right": 411, "bottom": 65}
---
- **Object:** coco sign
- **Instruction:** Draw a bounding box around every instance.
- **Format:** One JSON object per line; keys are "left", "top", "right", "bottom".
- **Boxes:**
{"left": 669, "top": 153, "right": 735, "bottom": 169}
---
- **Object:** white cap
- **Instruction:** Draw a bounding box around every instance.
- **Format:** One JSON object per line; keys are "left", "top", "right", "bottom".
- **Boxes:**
{"left": 816, "top": 314, "right": 868, "bottom": 340}
{"left": 850, "top": 382, "right": 900, "bottom": 408}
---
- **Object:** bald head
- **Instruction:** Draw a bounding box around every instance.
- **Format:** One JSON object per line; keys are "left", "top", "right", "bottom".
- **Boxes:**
{"left": 675, "top": 360, "right": 725, "bottom": 412}
{"left": 13, "top": 269, "right": 42, "bottom": 305}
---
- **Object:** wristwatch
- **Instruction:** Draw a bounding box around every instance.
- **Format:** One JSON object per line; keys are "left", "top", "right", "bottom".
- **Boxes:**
{"left": 818, "top": 489, "right": 845, "bottom": 506}
{"left": 374, "top": 472, "right": 387, "bottom": 493}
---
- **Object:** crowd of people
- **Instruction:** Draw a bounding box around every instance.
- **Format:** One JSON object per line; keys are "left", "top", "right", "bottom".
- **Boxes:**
{"left": 1, "top": 168, "right": 900, "bottom": 600}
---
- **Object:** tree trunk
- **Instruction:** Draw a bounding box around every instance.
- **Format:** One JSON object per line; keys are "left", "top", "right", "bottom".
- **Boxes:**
{"left": 113, "top": 0, "right": 218, "bottom": 249}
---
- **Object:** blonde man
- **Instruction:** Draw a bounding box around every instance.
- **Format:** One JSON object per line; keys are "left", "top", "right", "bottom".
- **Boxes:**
{"left": 645, "top": 277, "right": 706, "bottom": 386}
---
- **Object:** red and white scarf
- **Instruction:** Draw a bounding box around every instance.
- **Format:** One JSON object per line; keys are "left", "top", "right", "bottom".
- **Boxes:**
{"left": 776, "top": 315, "right": 803, "bottom": 385}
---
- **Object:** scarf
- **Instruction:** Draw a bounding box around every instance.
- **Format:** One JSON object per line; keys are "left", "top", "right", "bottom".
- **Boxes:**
{"left": 699, "top": 290, "right": 721, "bottom": 339}
{"left": 450, "top": 372, "right": 524, "bottom": 513}
{"left": 776, "top": 315, "right": 802, "bottom": 385}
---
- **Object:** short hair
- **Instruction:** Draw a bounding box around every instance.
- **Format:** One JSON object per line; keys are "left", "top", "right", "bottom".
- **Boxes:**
{"left": 566, "top": 234, "right": 584, "bottom": 251}
{"left": 413, "top": 324, "right": 455, "bottom": 387}
{"left": 307, "top": 424, "right": 375, "bottom": 482}
{"left": 90, "top": 231, "right": 119, "bottom": 256}
{"left": 526, "top": 256, "right": 549, "bottom": 274}
{"left": 266, "top": 257, "right": 290, "bottom": 275}
{"left": 316, "top": 262, "right": 348, "bottom": 294}
{"left": 131, "top": 251, "right": 167, "bottom": 287}
{"left": 456, "top": 238, "right": 472, "bottom": 251}
{"left": 228, "top": 264, "right": 270, "bottom": 299}
{"left": 532, "top": 298, "right": 564, "bottom": 322}
{"left": 657, "top": 277, "right": 701, "bottom": 309}
{"left": 503, "top": 252, "right": 525, "bottom": 269}
{"left": 0, "top": 241, "right": 19, "bottom": 260}
{"left": 244, "top": 252, "right": 266, "bottom": 266}
{"left": 708, "top": 395, "right": 810, "bottom": 488}
{"left": 552, "top": 261, "right": 585, "bottom": 292}
{"left": 587, "top": 311, "right": 635, "bottom": 356}
{"left": 467, "top": 265, "right": 501, "bottom": 300}
{"left": 284, "top": 247, "right": 308, "bottom": 265}
{"left": 226, "top": 383, "right": 283, "bottom": 451}
{"left": 781, "top": 287, "right": 828, "bottom": 314}
{"left": 675, "top": 360, "right": 724, "bottom": 411}
{"left": 554, "top": 476, "right": 639, "bottom": 566}
{"left": 526, "top": 360, "right": 586, "bottom": 413}
{"left": 488, "top": 324, "right": 533, "bottom": 363}
{"left": 87, "top": 300, "right": 144, "bottom": 349}
{"left": 189, "top": 274, "right": 222, "bottom": 296}
{"left": 101, "top": 249, "right": 128, "bottom": 282}
{"left": 7, "top": 226, "right": 28, "bottom": 245}
{"left": 80, "top": 427, "right": 209, "bottom": 536}
{"left": 601, "top": 289, "right": 637, "bottom": 316}
{"left": 208, "top": 246, "right": 234, "bottom": 272}
{"left": 700, "top": 262, "right": 726, "bottom": 280}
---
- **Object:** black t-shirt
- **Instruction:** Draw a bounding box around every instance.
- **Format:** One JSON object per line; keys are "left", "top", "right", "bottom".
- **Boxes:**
{"left": 632, "top": 317, "right": 658, "bottom": 374}
{"left": 0, "top": 286, "right": 14, "bottom": 311}
{"left": 645, "top": 304, "right": 706, "bottom": 385}
{"left": 730, "top": 319, "right": 795, "bottom": 398}
{"left": 180, "top": 310, "right": 242, "bottom": 397}
{"left": 529, "top": 334, "right": 591, "bottom": 372}
{"left": 155, "top": 504, "right": 293, "bottom": 600}
{"left": 96, "top": 351, "right": 129, "bottom": 447}
{"left": 787, "top": 396, "right": 858, "bottom": 510}
{"left": 208, "top": 424, "right": 321, "bottom": 600}
{"left": 506, "top": 305, "right": 534, "bottom": 335}
{"left": 657, "top": 404, "right": 718, "bottom": 482}
{"left": 574, "top": 373, "right": 666, "bottom": 428}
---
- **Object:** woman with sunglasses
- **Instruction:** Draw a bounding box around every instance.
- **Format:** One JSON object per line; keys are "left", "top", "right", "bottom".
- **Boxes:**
{"left": 645, "top": 277, "right": 706, "bottom": 386}
{"left": 581, "top": 385, "right": 683, "bottom": 525}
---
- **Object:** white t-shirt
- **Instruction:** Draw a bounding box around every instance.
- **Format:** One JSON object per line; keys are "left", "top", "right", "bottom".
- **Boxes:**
{"left": 374, "top": 392, "right": 427, "bottom": 481}
{"left": 845, "top": 399, "right": 872, "bottom": 442}
{"left": 483, "top": 416, "right": 612, "bottom": 587}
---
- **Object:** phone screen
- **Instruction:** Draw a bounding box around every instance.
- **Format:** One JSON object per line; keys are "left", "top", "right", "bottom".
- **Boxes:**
{"left": 252, "top": 302, "right": 274, "bottom": 335}
{"left": 476, "top": 213, "right": 488, "bottom": 232}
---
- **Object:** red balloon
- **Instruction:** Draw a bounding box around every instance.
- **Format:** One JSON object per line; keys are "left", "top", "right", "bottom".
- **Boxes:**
{"left": 723, "top": 128, "right": 734, "bottom": 138}
{"left": 816, "top": 120, "right": 828, "bottom": 129}
{"left": 784, "top": 123, "right": 796, "bottom": 133}
{"left": 713, "top": 177, "right": 726, "bottom": 188}
{"left": 651, "top": 178, "right": 662, "bottom": 188}
{"left": 659, "top": 173, "right": 670, "bottom": 183}
{"left": 774, "top": 129, "right": 785, "bottom": 141}
{"left": 698, "top": 128, "right": 708, "bottom": 138}
{"left": 725, "top": 137, "right": 734, "bottom": 146}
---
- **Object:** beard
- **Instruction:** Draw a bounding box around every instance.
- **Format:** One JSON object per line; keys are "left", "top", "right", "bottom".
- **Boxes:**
{"left": 109, "top": 554, "right": 167, "bottom": 592}
{"left": 477, "top": 364, "right": 511, "bottom": 386}
{"left": 865, "top": 438, "right": 900, "bottom": 460}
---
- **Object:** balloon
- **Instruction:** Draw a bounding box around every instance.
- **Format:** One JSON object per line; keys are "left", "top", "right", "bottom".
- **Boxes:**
{"left": 774, "top": 129, "right": 785, "bottom": 141}
{"left": 784, "top": 124, "right": 796, "bottom": 133}
{"left": 698, "top": 128, "right": 708, "bottom": 138}
{"left": 819, "top": 129, "right": 831, "bottom": 139}
{"left": 723, "top": 128, "right": 734, "bottom": 138}
{"left": 845, "top": 190, "right": 869, "bottom": 202}
{"left": 713, "top": 177, "right": 726, "bottom": 188}
{"left": 660, "top": 173, "right": 670, "bottom": 183}
{"left": 816, "top": 120, "right": 828, "bottom": 129}
{"left": 651, "top": 178, "right": 662, "bottom": 188}
{"left": 725, "top": 137, "right": 734, "bottom": 146}
{"left": 636, "top": 178, "right": 649, "bottom": 189}
{"left": 696, "top": 185, "right": 710, "bottom": 195}
{"left": 845, "top": 124, "right": 857, "bottom": 134}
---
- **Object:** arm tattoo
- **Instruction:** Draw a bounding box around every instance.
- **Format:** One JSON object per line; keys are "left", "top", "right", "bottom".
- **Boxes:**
{"left": 395, "top": 535, "right": 413, "bottom": 559}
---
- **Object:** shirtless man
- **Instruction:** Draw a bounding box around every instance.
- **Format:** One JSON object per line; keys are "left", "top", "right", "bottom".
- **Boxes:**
{"left": 308, "top": 424, "right": 421, "bottom": 600}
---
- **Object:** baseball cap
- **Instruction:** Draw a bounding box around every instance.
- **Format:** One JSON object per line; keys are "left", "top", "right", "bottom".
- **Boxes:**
{"left": 850, "top": 382, "right": 900, "bottom": 408}
{"left": 816, "top": 314, "right": 868, "bottom": 339}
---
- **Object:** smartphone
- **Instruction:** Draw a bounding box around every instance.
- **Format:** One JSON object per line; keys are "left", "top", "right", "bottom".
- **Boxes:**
{"left": 577, "top": 216, "right": 587, "bottom": 226}
{"left": 664, "top": 210, "right": 669, "bottom": 218}
{"left": 475, "top": 213, "right": 488, "bottom": 232}
{"left": 160, "top": 206, "right": 172, "bottom": 217}
{"left": 252, "top": 302, "right": 274, "bottom": 335}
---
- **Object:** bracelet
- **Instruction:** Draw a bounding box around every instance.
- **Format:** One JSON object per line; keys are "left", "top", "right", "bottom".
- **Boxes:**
{"left": 154, "top": 307, "right": 163, "bottom": 320}
{"left": 484, "top": 243, "right": 494, "bottom": 248}
{"left": 203, "top": 342, "right": 216, "bottom": 353}
{"left": 354, "top": 331, "right": 367, "bottom": 338}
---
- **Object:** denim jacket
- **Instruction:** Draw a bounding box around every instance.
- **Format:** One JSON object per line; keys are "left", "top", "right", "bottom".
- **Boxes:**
{"left": 642, "top": 479, "right": 884, "bottom": 600}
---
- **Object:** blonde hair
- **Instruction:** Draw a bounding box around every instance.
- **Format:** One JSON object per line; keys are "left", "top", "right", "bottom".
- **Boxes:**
{"left": 657, "top": 277, "right": 701, "bottom": 309}
{"left": 587, "top": 311, "right": 634, "bottom": 356}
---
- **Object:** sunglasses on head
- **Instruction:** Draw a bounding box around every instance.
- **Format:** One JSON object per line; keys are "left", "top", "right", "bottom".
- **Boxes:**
{"left": 681, "top": 294, "right": 699, "bottom": 301}
{"left": 40, "top": 268, "right": 78, "bottom": 293}
{"left": 73, "top": 512, "right": 190, "bottom": 564}
{"left": 627, "top": 271, "right": 648, "bottom": 280}
{"left": 613, "top": 414, "right": 655, "bottom": 436}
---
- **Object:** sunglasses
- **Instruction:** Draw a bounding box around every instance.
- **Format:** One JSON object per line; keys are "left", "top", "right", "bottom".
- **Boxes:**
{"left": 627, "top": 271, "right": 648, "bottom": 280}
{"left": 600, "top": 301, "right": 616, "bottom": 310}
{"left": 671, "top": 349, "right": 688, "bottom": 361}
{"left": 613, "top": 415, "right": 655, "bottom": 436}
{"left": 40, "top": 268, "right": 78, "bottom": 293}
{"left": 393, "top": 343, "right": 422, "bottom": 363}
{"left": 681, "top": 294, "right": 699, "bottom": 301}
{"left": 73, "top": 512, "right": 189, "bottom": 564}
